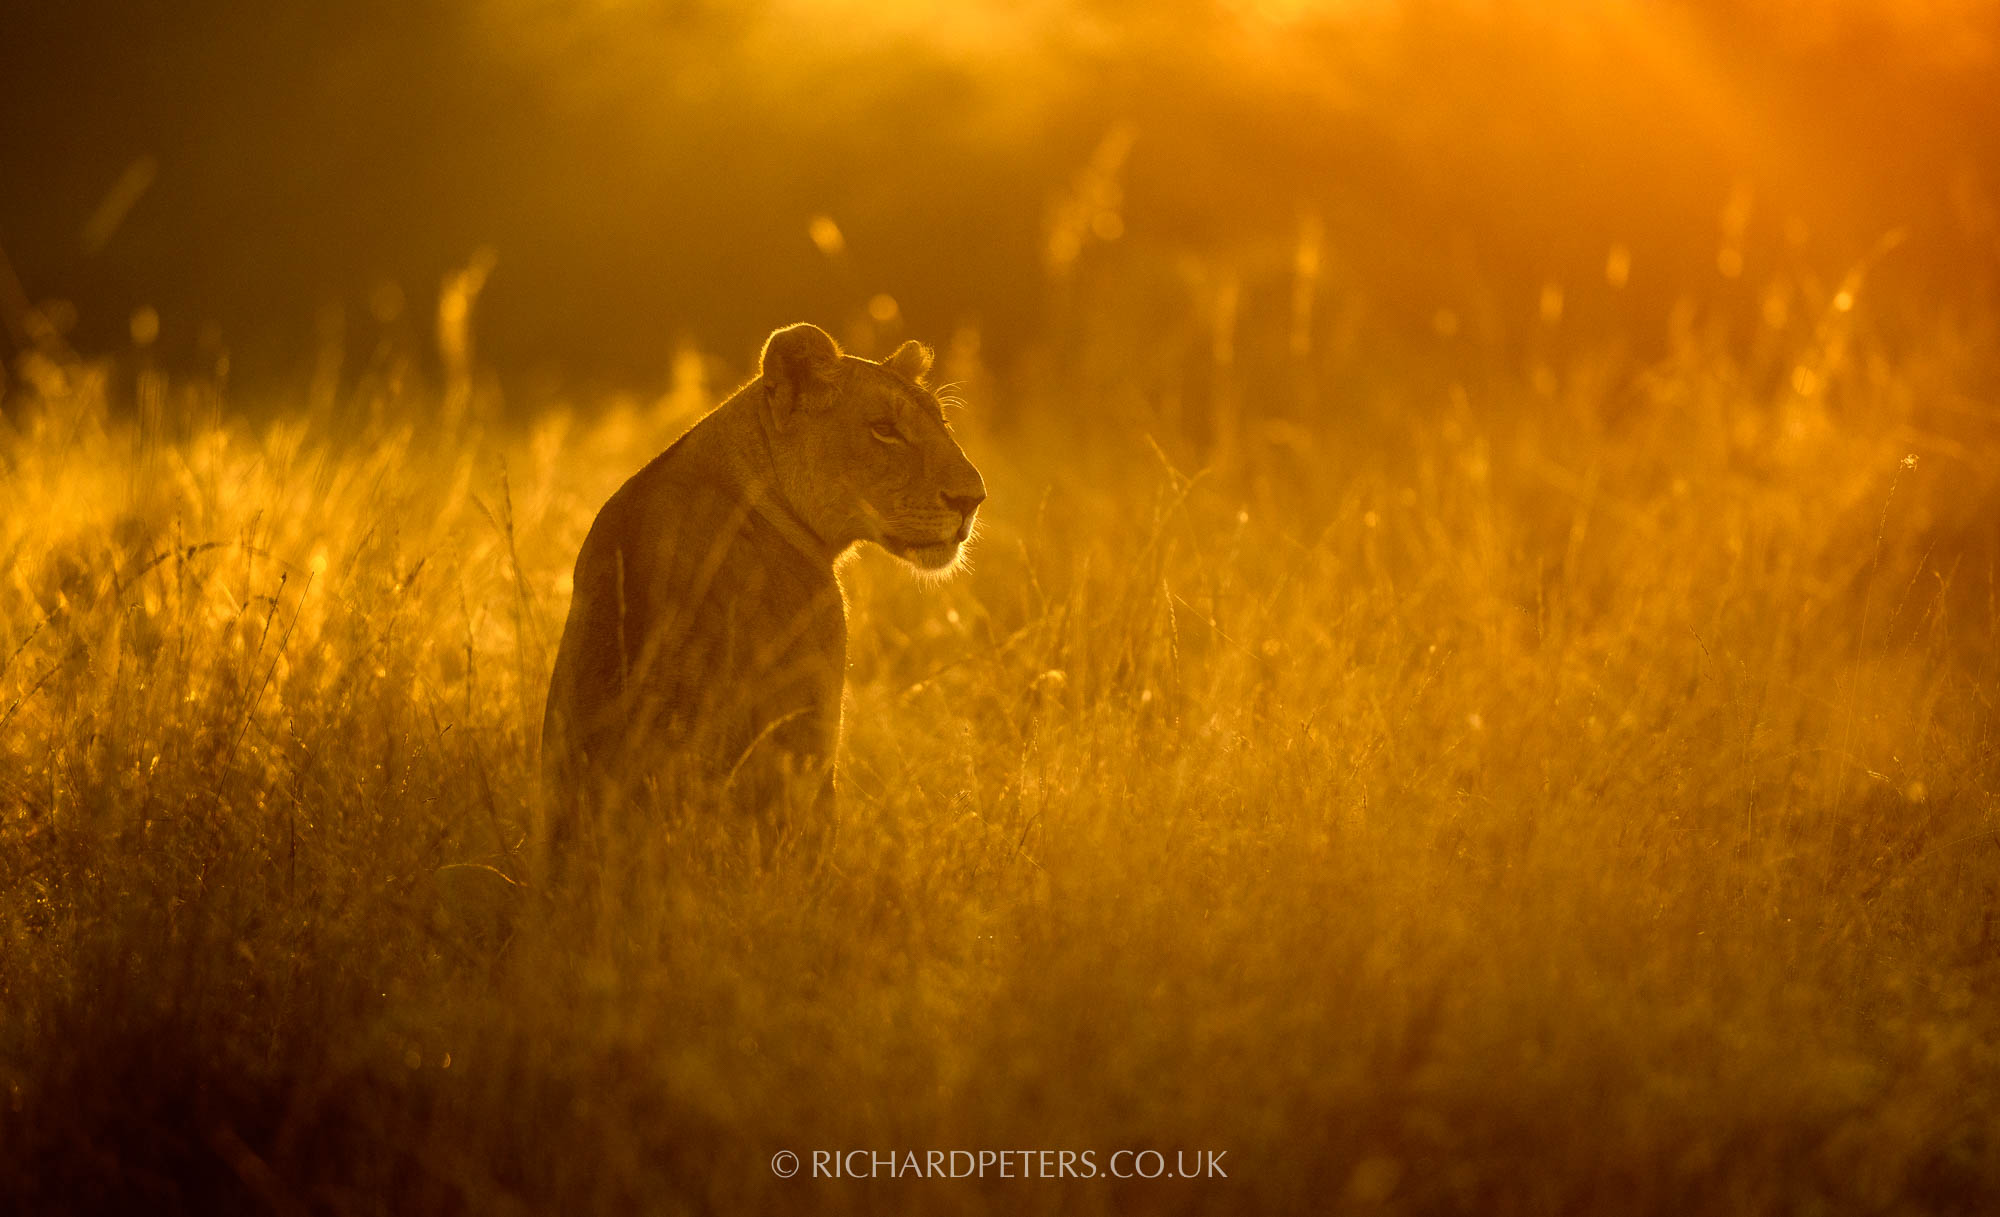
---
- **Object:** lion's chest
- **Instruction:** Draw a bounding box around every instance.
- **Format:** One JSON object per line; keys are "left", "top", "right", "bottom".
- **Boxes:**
{"left": 593, "top": 505, "right": 844, "bottom": 771}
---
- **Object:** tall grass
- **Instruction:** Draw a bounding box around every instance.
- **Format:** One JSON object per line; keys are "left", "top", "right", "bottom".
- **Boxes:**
{"left": 1, "top": 265, "right": 1997, "bottom": 1214}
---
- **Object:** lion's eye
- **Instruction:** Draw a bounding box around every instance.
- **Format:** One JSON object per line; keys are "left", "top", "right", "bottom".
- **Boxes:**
{"left": 870, "top": 421, "right": 904, "bottom": 444}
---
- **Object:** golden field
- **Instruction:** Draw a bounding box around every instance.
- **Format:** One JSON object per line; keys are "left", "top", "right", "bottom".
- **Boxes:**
{"left": 3, "top": 2, "right": 1999, "bottom": 1213}
{"left": 5, "top": 262, "right": 1998, "bottom": 1212}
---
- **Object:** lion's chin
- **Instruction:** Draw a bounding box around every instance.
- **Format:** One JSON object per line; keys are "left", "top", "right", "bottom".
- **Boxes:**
{"left": 888, "top": 538, "right": 965, "bottom": 574}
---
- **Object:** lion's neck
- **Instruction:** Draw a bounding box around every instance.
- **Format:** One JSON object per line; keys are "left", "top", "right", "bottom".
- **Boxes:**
{"left": 702, "top": 386, "right": 838, "bottom": 569}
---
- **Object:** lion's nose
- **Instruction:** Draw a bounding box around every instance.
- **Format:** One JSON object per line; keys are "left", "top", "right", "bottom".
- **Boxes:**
{"left": 941, "top": 491, "right": 985, "bottom": 517}
{"left": 942, "top": 490, "right": 983, "bottom": 543}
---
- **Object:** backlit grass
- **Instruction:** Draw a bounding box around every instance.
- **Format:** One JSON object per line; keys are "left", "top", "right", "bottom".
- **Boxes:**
{"left": 2, "top": 284, "right": 1997, "bottom": 1214}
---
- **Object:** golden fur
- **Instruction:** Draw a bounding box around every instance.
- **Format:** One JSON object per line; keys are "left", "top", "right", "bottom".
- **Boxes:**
{"left": 540, "top": 323, "right": 985, "bottom": 851}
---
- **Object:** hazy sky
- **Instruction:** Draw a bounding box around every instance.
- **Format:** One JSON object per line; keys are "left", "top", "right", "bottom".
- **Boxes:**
{"left": 3, "top": 1, "right": 1993, "bottom": 394}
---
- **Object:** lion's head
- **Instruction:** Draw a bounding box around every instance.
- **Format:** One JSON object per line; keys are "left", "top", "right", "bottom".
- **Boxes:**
{"left": 757, "top": 322, "right": 986, "bottom": 574}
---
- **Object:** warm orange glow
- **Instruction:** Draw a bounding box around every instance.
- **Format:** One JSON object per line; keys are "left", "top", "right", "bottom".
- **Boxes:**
{"left": 3, "top": 0, "right": 1998, "bottom": 1211}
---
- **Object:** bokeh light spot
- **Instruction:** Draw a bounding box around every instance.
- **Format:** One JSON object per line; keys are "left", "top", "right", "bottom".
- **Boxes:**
{"left": 808, "top": 215, "right": 846, "bottom": 257}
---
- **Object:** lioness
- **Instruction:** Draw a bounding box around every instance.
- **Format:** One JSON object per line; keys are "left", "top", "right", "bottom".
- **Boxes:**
{"left": 540, "top": 322, "right": 985, "bottom": 854}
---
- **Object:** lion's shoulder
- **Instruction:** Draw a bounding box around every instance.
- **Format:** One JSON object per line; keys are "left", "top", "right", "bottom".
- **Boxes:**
{"left": 565, "top": 409, "right": 840, "bottom": 658}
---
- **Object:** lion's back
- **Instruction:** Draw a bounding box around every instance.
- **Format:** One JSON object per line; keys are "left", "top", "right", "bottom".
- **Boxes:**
{"left": 540, "top": 429, "right": 846, "bottom": 816}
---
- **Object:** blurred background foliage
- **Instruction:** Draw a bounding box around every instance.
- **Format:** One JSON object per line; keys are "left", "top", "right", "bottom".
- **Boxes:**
{"left": 3, "top": 0, "right": 1996, "bottom": 397}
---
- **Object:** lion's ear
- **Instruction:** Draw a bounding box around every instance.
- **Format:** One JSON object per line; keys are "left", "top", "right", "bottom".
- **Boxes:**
{"left": 883, "top": 340, "right": 933, "bottom": 385}
{"left": 761, "top": 323, "right": 842, "bottom": 427}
